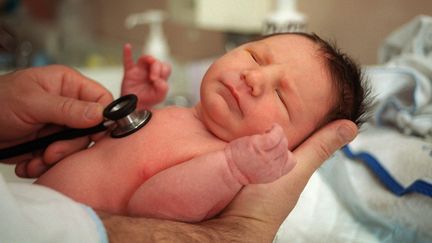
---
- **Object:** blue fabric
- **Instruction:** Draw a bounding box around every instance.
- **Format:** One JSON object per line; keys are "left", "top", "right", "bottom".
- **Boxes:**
{"left": 341, "top": 145, "right": 432, "bottom": 197}
{"left": 81, "top": 205, "right": 109, "bottom": 243}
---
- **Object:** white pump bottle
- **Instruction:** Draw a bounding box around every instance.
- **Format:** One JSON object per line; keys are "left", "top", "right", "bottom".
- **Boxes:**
{"left": 125, "top": 10, "right": 170, "bottom": 62}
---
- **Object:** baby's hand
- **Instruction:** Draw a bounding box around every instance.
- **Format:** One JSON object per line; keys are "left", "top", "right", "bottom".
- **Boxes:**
{"left": 121, "top": 43, "right": 171, "bottom": 109}
{"left": 225, "top": 124, "right": 296, "bottom": 185}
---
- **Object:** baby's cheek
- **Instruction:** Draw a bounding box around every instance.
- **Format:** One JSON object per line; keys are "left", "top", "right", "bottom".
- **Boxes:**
{"left": 285, "top": 128, "right": 308, "bottom": 150}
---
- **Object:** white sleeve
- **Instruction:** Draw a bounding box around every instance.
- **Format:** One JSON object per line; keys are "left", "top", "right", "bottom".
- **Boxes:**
{"left": 0, "top": 174, "right": 108, "bottom": 243}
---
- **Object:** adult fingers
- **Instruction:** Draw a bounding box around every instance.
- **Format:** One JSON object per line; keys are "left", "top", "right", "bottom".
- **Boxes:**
{"left": 15, "top": 161, "right": 29, "bottom": 178}
{"left": 30, "top": 65, "right": 113, "bottom": 106}
{"left": 60, "top": 67, "right": 113, "bottom": 106}
{"left": 31, "top": 94, "right": 106, "bottom": 128}
{"left": 25, "top": 157, "right": 50, "bottom": 178}
{"left": 267, "top": 119, "right": 358, "bottom": 217}
{"left": 20, "top": 66, "right": 112, "bottom": 128}
{"left": 14, "top": 156, "right": 48, "bottom": 178}
{"left": 43, "top": 136, "right": 91, "bottom": 164}
{"left": 289, "top": 119, "right": 357, "bottom": 180}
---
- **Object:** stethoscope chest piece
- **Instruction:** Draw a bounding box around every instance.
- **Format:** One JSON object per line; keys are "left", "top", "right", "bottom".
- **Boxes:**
{"left": 110, "top": 109, "right": 151, "bottom": 138}
{"left": 103, "top": 94, "right": 152, "bottom": 138}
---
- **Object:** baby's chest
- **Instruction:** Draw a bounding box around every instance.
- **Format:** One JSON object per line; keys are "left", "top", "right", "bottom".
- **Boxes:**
{"left": 142, "top": 132, "right": 219, "bottom": 174}
{"left": 100, "top": 116, "right": 221, "bottom": 179}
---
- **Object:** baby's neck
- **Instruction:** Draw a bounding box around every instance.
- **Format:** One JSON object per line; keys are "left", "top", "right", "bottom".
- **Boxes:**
{"left": 191, "top": 103, "right": 204, "bottom": 121}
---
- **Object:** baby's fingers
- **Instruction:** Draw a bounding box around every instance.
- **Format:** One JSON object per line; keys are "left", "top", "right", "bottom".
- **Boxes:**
{"left": 149, "top": 61, "right": 162, "bottom": 81}
{"left": 153, "top": 79, "right": 169, "bottom": 95}
{"left": 160, "top": 62, "right": 172, "bottom": 81}
{"left": 252, "top": 124, "right": 286, "bottom": 151}
{"left": 149, "top": 60, "right": 171, "bottom": 82}
{"left": 123, "top": 44, "right": 134, "bottom": 70}
{"left": 137, "top": 55, "right": 156, "bottom": 67}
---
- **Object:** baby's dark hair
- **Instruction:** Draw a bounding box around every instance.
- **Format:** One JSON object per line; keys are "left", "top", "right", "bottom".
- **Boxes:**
{"left": 292, "top": 32, "right": 370, "bottom": 128}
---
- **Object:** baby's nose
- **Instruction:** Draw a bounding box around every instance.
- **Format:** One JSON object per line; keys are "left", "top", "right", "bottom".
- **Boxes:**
{"left": 241, "top": 69, "right": 270, "bottom": 97}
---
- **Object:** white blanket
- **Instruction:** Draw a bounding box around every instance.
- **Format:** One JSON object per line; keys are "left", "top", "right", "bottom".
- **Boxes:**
{"left": 374, "top": 15, "right": 432, "bottom": 140}
{"left": 324, "top": 127, "right": 432, "bottom": 242}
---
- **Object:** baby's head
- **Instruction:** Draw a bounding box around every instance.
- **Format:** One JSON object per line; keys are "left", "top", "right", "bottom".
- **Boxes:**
{"left": 197, "top": 32, "right": 368, "bottom": 149}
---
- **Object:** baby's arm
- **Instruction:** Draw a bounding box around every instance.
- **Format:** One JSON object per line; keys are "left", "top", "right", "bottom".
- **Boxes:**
{"left": 121, "top": 44, "right": 171, "bottom": 109}
{"left": 127, "top": 124, "right": 296, "bottom": 222}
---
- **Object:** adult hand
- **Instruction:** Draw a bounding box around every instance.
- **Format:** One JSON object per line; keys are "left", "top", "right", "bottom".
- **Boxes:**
{"left": 0, "top": 65, "right": 113, "bottom": 177}
{"left": 99, "top": 119, "right": 358, "bottom": 242}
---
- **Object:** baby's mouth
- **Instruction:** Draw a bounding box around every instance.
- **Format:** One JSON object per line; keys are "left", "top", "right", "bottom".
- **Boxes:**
{"left": 220, "top": 81, "right": 243, "bottom": 116}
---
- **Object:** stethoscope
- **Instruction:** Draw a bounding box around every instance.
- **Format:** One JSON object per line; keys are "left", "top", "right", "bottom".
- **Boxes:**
{"left": 0, "top": 94, "right": 151, "bottom": 160}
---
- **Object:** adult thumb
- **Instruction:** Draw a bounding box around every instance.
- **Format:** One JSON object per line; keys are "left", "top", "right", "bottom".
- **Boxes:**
{"left": 33, "top": 94, "right": 105, "bottom": 128}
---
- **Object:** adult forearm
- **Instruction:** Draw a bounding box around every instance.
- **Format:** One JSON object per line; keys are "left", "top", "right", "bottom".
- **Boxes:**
{"left": 98, "top": 212, "right": 275, "bottom": 243}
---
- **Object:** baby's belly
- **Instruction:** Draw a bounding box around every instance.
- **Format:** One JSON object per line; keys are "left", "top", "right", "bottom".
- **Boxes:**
{"left": 35, "top": 142, "right": 179, "bottom": 214}
{"left": 36, "top": 107, "right": 224, "bottom": 214}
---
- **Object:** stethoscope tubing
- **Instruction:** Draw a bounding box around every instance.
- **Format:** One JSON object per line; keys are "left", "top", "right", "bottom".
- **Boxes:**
{"left": 0, "top": 122, "right": 108, "bottom": 160}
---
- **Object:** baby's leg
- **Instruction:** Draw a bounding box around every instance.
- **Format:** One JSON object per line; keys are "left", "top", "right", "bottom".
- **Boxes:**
{"left": 127, "top": 124, "right": 296, "bottom": 222}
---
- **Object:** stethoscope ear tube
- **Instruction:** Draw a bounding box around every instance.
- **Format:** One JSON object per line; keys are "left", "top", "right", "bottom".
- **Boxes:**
{"left": 0, "top": 123, "right": 108, "bottom": 160}
{"left": 0, "top": 94, "right": 151, "bottom": 160}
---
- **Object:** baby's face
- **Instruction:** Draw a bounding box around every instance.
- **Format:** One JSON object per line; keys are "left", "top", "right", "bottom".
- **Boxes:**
{"left": 197, "top": 34, "right": 336, "bottom": 148}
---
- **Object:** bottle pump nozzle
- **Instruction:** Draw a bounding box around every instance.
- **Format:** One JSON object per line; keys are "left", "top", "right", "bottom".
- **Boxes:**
{"left": 262, "top": 0, "right": 307, "bottom": 35}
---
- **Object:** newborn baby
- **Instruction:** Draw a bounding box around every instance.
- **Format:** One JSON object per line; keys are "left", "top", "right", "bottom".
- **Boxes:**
{"left": 36, "top": 33, "right": 367, "bottom": 222}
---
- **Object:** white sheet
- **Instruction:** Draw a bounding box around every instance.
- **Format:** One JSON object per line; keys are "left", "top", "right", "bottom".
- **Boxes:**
{"left": 275, "top": 157, "right": 380, "bottom": 243}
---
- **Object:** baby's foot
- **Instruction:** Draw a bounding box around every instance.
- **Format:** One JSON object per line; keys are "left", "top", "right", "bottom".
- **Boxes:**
{"left": 225, "top": 124, "right": 296, "bottom": 185}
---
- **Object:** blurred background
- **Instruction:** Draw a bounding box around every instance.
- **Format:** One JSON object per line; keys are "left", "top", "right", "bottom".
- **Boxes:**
{"left": 0, "top": 0, "right": 431, "bottom": 191}
{"left": 1, "top": 0, "right": 431, "bottom": 66}
{"left": 0, "top": 0, "right": 432, "bottom": 121}
{"left": 0, "top": 0, "right": 431, "bottom": 103}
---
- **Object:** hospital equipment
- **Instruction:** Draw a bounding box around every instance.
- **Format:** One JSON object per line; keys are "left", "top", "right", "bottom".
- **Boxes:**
{"left": 0, "top": 94, "right": 151, "bottom": 160}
